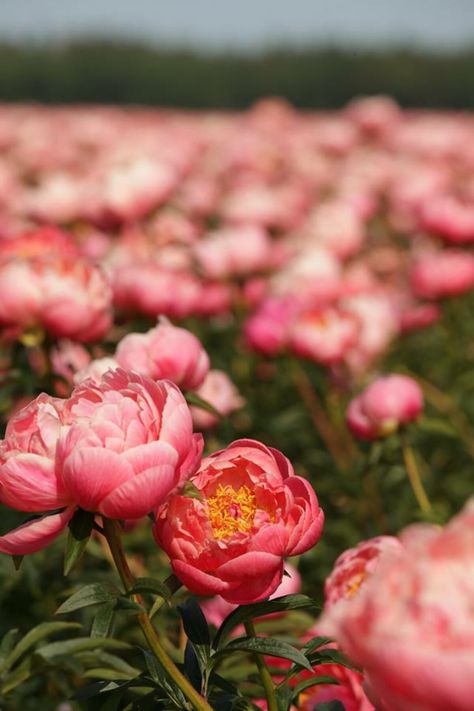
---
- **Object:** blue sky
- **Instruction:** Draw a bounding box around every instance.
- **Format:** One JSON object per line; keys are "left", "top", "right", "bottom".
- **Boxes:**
{"left": 1, "top": 0, "right": 474, "bottom": 50}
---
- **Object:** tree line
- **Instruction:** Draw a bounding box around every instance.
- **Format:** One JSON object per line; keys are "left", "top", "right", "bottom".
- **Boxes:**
{"left": 0, "top": 41, "right": 473, "bottom": 108}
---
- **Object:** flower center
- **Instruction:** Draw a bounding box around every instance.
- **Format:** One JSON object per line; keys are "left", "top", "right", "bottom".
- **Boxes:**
{"left": 207, "top": 484, "right": 257, "bottom": 540}
{"left": 345, "top": 571, "right": 366, "bottom": 598}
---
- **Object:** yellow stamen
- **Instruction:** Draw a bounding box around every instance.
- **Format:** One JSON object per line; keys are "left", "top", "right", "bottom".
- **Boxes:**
{"left": 345, "top": 571, "right": 366, "bottom": 598}
{"left": 207, "top": 484, "right": 257, "bottom": 540}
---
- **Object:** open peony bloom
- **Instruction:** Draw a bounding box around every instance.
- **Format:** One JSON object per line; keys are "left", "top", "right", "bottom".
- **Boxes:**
{"left": 318, "top": 500, "right": 474, "bottom": 711}
{"left": 154, "top": 439, "right": 324, "bottom": 604}
{"left": 115, "top": 319, "right": 210, "bottom": 390}
{"left": 346, "top": 374, "right": 423, "bottom": 440}
{"left": 0, "top": 369, "right": 203, "bottom": 554}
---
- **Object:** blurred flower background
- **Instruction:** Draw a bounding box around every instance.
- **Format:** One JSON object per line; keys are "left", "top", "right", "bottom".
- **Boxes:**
{"left": 1, "top": 2, "right": 474, "bottom": 710}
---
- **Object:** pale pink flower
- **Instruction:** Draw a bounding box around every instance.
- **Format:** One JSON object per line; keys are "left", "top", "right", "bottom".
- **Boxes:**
{"left": 115, "top": 320, "right": 209, "bottom": 390}
{"left": 319, "top": 500, "right": 474, "bottom": 711}
{"left": 347, "top": 374, "right": 423, "bottom": 440}
{"left": 411, "top": 249, "right": 474, "bottom": 299}
{"left": 194, "top": 225, "right": 273, "bottom": 280}
{"left": 190, "top": 370, "right": 244, "bottom": 430}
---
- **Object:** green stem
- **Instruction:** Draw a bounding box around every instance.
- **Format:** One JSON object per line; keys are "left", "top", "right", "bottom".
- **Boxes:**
{"left": 244, "top": 620, "right": 278, "bottom": 711}
{"left": 400, "top": 434, "right": 432, "bottom": 515}
{"left": 102, "top": 518, "right": 213, "bottom": 711}
{"left": 290, "top": 361, "right": 350, "bottom": 470}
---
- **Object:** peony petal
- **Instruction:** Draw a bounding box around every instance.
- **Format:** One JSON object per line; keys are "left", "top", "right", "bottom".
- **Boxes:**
{"left": 0, "top": 454, "right": 71, "bottom": 512}
{"left": 172, "top": 559, "right": 231, "bottom": 596}
{"left": 99, "top": 464, "right": 177, "bottom": 519}
{"left": 223, "top": 565, "right": 284, "bottom": 605}
{"left": 123, "top": 440, "right": 178, "bottom": 476}
{"left": 62, "top": 447, "right": 133, "bottom": 512}
{"left": 0, "top": 507, "right": 74, "bottom": 555}
{"left": 217, "top": 551, "right": 282, "bottom": 582}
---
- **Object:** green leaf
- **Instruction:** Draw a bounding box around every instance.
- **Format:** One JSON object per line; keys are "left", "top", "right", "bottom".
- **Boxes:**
{"left": 91, "top": 602, "right": 116, "bottom": 638}
{"left": 127, "top": 577, "right": 172, "bottom": 599}
{"left": 64, "top": 508, "right": 95, "bottom": 575}
{"left": 185, "top": 391, "right": 221, "bottom": 417}
{"left": 315, "top": 702, "right": 346, "bottom": 711}
{"left": 178, "top": 598, "right": 211, "bottom": 646}
{"left": 56, "top": 583, "right": 121, "bottom": 614}
{"left": 0, "top": 629, "right": 19, "bottom": 670}
{"left": 181, "top": 481, "right": 204, "bottom": 501}
{"left": 291, "top": 675, "right": 340, "bottom": 701}
{"left": 36, "top": 636, "right": 130, "bottom": 660}
{"left": 12, "top": 555, "right": 23, "bottom": 571}
{"left": 417, "top": 417, "right": 457, "bottom": 437}
{"left": 3, "top": 621, "right": 82, "bottom": 670}
{"left": 213, "top": 594, "right": 317, "bottom": 649}
{"left": 308, "top": 648, "right": 354, "bottom": 669}
{"left": 216, "top": 636, "right": 312, "bottom": 672}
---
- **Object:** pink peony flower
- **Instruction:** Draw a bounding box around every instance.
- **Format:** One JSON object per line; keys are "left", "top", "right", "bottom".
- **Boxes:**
{"left": 0, "top": 256, "right": 112, "bottom": 342}
{"left": 411, "top": 249, "right": 474, "bottom": 300}
{"left": 289, "top": 307, "right": 358, "bottom": 366}
{"left": 51, "top": 341, "right": 92, "bottom": 384}
{"left": 0, "top": 370, "right": 203, "bottom": 554}
{"left": 58, "top": 369, "right": 203, "bottom": 520}
{"left": 190, "top": 369, "right": 245, "bottom": 430}
{"left": 323, "top": 536, "right": 403, "bottom": 611}
{"left": 74, "top": 357, "right": 119, "bottom": 385}
{"left": 154, "top": 439, "right": 324, "bottom": 604}
{"left": 194, "top": 225, "right": 273, "bottom": 280}
{"left": 347, "top": 374, "right": 423, "bottom": 440}
{"left": 318, "top": 500, "right": 474, "bottom": 711}
{"left": 115, "top": 319, "right": 209, "bottom": 390}
{"left": 113, "top": 265, "right": 202, "bottom": 320}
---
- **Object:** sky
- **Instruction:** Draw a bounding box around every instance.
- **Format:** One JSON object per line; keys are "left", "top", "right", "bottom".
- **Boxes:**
{"left": 1, "top": 0, "right": 474, "bottom": 51}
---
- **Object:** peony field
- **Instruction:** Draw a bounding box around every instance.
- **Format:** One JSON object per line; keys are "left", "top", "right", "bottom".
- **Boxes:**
{"left": 0, "top": 97, "right": 473, "bottom": 711}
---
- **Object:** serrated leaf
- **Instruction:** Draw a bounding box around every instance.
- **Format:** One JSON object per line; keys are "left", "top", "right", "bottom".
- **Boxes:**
{"left": 91, "top": 602, "right": 116, "bottom": 638}
{"left": 185, "top": 391, "right": 221, "bottom": 417}
{"left": 3, "top": 621, "right": 82, "bottom": 670}
{"left": 56, "top": 583, "right": 121, "bottom": 614}
{"left": 178, "top": 598, "right": 211, "bottom": 646}
{"left": 217, "top": 636, "right": 312, "bottom": 672}
{"left": 213, "top": 594, "right": 317, "bottom": 649}
{"left": 64, "top": 508, "right": 95, "bottom": 575}
{"left": 36, "top": 636, "right": 130, "bottom": 660}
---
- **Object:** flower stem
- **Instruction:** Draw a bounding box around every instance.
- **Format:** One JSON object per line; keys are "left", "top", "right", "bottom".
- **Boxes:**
{"left": 244, "top": 619, "right": 278, "bottom": 711}
{"left": 102, "top": 518, "right": 213, "bottom": 711}
{"left": 400, "top": 434, "right": 432, "bottom": 515}
{"left": 290, "top": 361, "right": 350, "bottom": 470}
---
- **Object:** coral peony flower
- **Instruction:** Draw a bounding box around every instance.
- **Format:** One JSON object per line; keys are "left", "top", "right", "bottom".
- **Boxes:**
{"left": 115, "top": 319, "right": 209, "bottom": 390}
{"left": 190, "top": 369, "right": 245, "bottom": 430}
{"left": 347, "top": 374, "right": 423, "bottom": 440}
{"left": 318, "top": 500, "right": 474, "bottom": 711}
{"left": 154, "top": 439, "right": 324, "bottom": 604}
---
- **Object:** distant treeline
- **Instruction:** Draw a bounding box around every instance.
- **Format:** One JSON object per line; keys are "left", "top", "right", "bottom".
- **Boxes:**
{"left": 1, "top": 41, "right": 474, "bottom": 108}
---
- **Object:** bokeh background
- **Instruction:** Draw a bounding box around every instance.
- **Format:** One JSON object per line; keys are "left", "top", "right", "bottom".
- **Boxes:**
{"left": 1, "top": 0, "right": 474, "bottom": 107}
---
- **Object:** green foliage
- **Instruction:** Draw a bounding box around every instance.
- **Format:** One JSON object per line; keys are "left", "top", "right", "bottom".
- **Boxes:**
{"left": 0, "top": 41, "right": 474, "bottom": 108}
